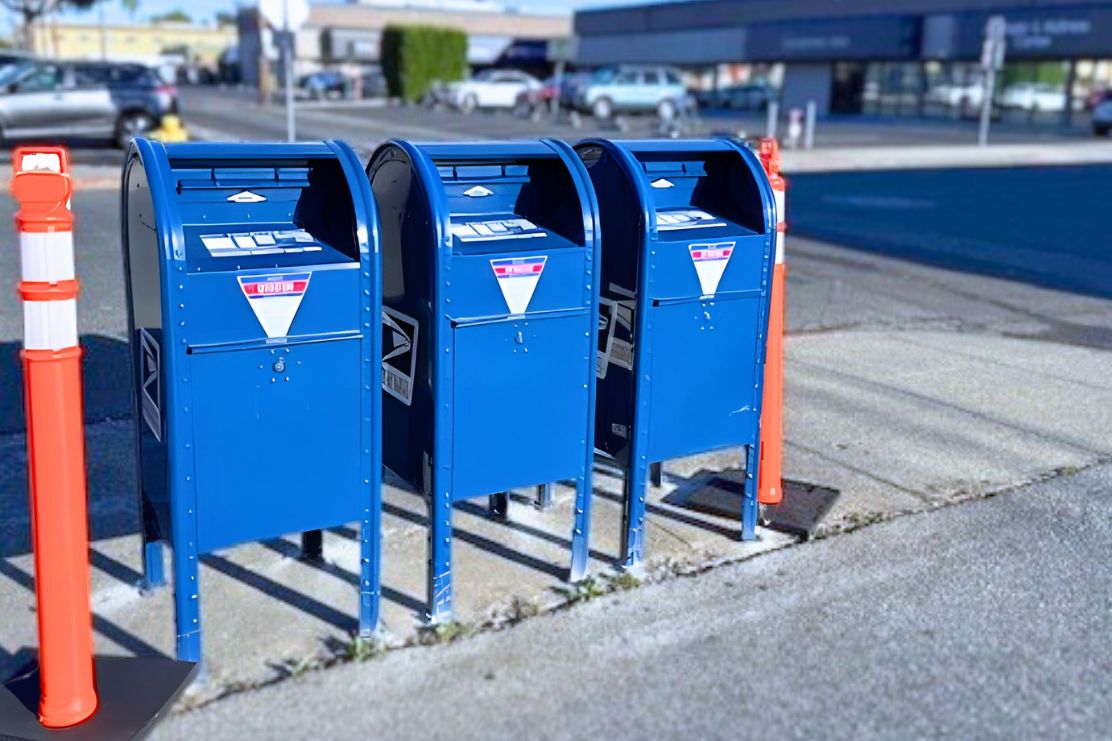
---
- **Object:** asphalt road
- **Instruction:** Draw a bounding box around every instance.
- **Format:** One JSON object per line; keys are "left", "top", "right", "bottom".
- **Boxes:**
{"left": 176, "top": 86, "right": 1093, "bottom": 158}
{"left": 158, "top": 463, "right": 1112, "bottom": 740}
{"left": 789, "top": 165, "right": 1112, "bottom": 299}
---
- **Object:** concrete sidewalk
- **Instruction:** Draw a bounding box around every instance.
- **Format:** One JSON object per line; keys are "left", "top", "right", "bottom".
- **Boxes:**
{"left": 781, "top": 140, "right": 1112, "bottom": 172}
{"left": 2, "top": 230, "right": 1109, "bottom": 710}
{"left": 154, "top": 462, "right": 1112, "bottom": 740}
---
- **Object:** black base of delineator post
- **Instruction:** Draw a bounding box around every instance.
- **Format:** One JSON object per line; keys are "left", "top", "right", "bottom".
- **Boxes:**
{"left": 0, "top": 656, "right": 198, "bottom": 740}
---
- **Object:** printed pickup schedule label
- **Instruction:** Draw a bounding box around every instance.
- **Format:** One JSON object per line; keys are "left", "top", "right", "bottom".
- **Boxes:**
{"left": 201, "top": 228, "right": 322, "bottom": 257}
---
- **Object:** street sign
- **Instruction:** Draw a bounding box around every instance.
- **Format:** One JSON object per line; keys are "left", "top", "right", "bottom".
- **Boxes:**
{"left": 978, "top": 15, "right": 1007, "bottom": 147}
{"left": 981, "top": 15, "right": 1007, "bottom": 71}
{"left": 259, "top": 0, "right": 309, "bottom": 32}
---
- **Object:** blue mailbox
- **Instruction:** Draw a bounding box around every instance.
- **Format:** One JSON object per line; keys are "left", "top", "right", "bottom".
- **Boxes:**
{"left": 366, "top": 140, "right": 600, "bottom": 623}
{"left": 575, "top": 139, "right": 777, "bottom": 568}
{"left": 121, "top": 140, "right": 382, "bottom": 662}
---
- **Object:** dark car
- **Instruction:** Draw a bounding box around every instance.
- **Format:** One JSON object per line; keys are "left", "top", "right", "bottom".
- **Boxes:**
{"left": 0, "top": 59, "right": 177, "bottom": 148}
{"left": 359, "top": 67, "right": 388, "bottom": 99}
{"left": 699, "top": 83, "right": 777, "bottom": 111}
{"left": 298, "top": 70, "right": 348, "bottom": 100}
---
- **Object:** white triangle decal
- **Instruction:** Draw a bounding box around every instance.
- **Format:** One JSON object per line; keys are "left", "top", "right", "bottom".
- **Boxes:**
{"left": 238, "top": 272, "right": 312, "bottom": 338}
{"left": 490, "top": 256, "right": 546, "bottom": 315}
{"left": 650, "top": 178, "right": 674, "bottom": 189}
{"left": 688, "top": 242, "right": 735, "bottom": 297}
{"left": 464, "top": 185, "right": 493, "bottom": 197}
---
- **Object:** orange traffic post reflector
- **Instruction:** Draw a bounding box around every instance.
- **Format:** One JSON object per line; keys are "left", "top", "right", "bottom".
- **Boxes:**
{"left": 12, "top": 146, "right": 100, "bottom": 728}
{"left": 758, "top": 138, "right": 786, "bottom": 506}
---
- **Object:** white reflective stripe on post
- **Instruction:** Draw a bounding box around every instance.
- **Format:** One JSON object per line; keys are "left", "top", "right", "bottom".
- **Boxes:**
{"left": 20, "top": 231, "right": 76, "bottom": 283}
{"left": 774, "top": 187, "right": 786, "bottom": 264}
{"left": 23, "top": 299, "right": 79, "bottom": 351}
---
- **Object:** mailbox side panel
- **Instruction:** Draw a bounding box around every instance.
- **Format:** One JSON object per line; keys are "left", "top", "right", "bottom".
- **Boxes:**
{"left": 575, "top": 144, "right": 644, "bottom": 466}
{"left": 370, "top": 148, "right": 437, "bottom": 492}
{"left": 123, "top": 155, "right": 172, "bottom": 542}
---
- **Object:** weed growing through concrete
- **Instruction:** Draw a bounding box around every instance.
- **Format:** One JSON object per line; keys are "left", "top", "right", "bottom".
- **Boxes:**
{"left": 415, "top": 621, "right": 472, "bottom": 646}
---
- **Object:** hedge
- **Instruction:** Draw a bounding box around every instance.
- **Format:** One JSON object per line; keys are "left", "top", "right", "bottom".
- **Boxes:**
{"left": 381, "top": 24, "right": 468, "bottom": 103}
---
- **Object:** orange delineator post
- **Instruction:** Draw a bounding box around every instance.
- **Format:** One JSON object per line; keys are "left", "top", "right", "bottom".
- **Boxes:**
{"left": 758, "top": 138, "right": 786, "bottom": 506}
{"left": 12, "top": 146, "right": 99, "bottom": 728}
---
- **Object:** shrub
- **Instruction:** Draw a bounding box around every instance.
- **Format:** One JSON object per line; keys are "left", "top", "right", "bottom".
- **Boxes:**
{"left": 381, "top": 24, "right": 467, "bottom": 102}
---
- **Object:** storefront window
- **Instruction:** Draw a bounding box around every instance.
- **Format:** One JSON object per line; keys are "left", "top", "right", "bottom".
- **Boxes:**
{"left": 862, "top": 63, "right": 923, "bottom": 117}
{"left": 996, "top": 61, "right": 1069, "bottom": 124}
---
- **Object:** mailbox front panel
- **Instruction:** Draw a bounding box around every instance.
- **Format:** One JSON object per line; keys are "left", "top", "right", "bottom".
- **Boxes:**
{"left": 451, "top": 313, "right": 592, "bottom": 500}
{"left": 645, "top": 297, "right": 760, "bottom": 461}
{"left": 190, "top": 337, "right": 363, "bottom": 552}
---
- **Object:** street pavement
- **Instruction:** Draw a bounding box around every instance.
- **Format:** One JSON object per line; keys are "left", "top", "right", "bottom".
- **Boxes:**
{"left": 157, "top": 462, "right": 1112, "bottom": 740}
{"left": 790, "top": 165, "right": 1112, "bottom": 298}
{"left": 1, "top": 88, "right": 1111, "bottom": 729}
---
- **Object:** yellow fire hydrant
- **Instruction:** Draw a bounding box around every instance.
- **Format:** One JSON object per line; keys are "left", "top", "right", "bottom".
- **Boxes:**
{"left": 151, "top": 115, "right": 189, "bottom": 142}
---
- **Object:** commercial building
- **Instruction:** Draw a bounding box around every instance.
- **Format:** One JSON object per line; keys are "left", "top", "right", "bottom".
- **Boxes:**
{"left": 237, "top": 2, "right": 570, "bottom": 88}
{"left": 573, "top": 0, "right": 1112, "bottom": 124}
{"left": 28, "top": 20, "right": 235, "bottom": 69}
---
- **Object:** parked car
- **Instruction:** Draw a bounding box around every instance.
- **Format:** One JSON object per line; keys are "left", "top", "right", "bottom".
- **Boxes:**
{"left": 515, "top": 75, "right": 563, "bottom": 116}
{"left": 445, "top": 69, "right": 540, "bottom": 112}
{"left": 0, "top": 59, "right": 177, "bottom": 148}
{"left": 1085, "top": 88, "right": 1111, "bottom": 111}
{"left": 926, "top": 81, "right": 985, "bottom": 109}
{"left": 999, "top": 82, "right": 1066, "bottom": 112}
{"left": 699, "top": 83, "right": 777, "bottom": 111}
{"left": 1093, "top": 98, "right": 1112, "bottom": 136}
{"left": 359, "top": 67, "right": 388, "bottom": 99}
{"left": 298, "top": 70, "right": 348, "bottom": 100}
{"left": 567, "top": 65, "right": 687, "bottom": 120}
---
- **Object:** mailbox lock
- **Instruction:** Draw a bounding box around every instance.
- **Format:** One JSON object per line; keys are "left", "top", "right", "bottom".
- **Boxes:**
{"left": 273, "top": 357, "right": 286, "bottom": 373}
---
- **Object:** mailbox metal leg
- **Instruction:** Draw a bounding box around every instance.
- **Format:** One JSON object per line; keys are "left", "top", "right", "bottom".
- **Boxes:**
{"left": 142, "top": 539, "right": 166, "bottom": 590}
{"left": 358, "top": 509, "right": 380, "bottom": 637}
{"left": 536, "top": 482, "right": 554, "bottom": 510}
{"left": 172, "top": 544, "right": 202, "bottom": 663}
{"left": 741, "top": 443, "right": 759, "bottom": 541}
{"left": 569, "top": 477, "right": 593, "bottom": 582}
{"left": 620, "top": 458, "right": 649, "bottom": 569}
{"left": 651, "top": 462, "right": 664, "bottom": 488}
{"left": 301, "top": 530, "right": 324, "bottom": 561}
{"left": 488, "top": 491, "right": 509, "bottom": 519}
{"left": 427, "top": 488, "right": 453, "bottom": 624}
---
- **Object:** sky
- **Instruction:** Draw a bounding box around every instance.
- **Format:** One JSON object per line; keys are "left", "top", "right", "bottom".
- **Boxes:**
{"left": 18, "top": 0, "right": 671, "bottom": 28}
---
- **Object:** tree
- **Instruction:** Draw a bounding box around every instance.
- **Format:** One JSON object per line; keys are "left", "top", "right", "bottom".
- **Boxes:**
{"left": 215, "top": 10, "right": 235, "bottom": 27}
{"left": 150, "top": 8, "right": 190, "bottom": 23}
{"left": 1, "top": 0, "right": 96, "bottom": 50}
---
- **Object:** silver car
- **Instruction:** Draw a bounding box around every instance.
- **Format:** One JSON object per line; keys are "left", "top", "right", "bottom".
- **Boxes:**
{"left": 0, "top": 60, "right": 177, "bottom": 148}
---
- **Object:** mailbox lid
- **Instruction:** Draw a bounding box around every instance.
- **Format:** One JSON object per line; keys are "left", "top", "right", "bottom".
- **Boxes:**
{"left": 621, "top": 140, "right": 773, "bottom": 301}
{"left": 413, "top": 141, "right": 597, "bottom": 321}
{"left": 143, "top": 141, "right": 373, "bottom": 346}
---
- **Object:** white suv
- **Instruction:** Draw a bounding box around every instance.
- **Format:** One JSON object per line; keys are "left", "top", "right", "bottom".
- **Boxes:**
{"left": 568, "top": 65, "right": 688, "bottom": 120}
